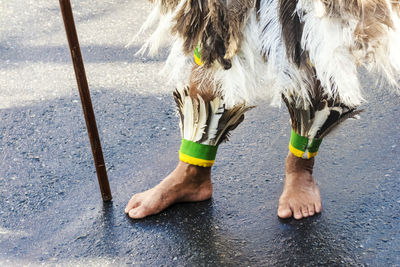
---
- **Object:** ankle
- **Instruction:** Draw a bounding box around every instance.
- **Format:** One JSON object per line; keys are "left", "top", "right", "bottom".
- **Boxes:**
{"left": 176, "top": 161, "right": 211, "bottom": 184}
{"left": 286, "top": 152, "right": 315, "bottom": 175}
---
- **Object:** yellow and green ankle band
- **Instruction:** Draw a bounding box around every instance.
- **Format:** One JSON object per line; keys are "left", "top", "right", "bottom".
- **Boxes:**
{"left": 179, "top": 139, "right": 218, "bottom": 167}
{"left": 194, "top": 46, "right": 203, "bottom": 66}
{"left": 289, "top": 129, "right": 322, "bottom": 159}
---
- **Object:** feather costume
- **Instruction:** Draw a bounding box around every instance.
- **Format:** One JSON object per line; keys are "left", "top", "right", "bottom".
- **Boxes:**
{"left": 173, "top": 87, "right": 253, "bottom": 146}
{"left": 135, "top": 0, "right": 400, "bottom": 161}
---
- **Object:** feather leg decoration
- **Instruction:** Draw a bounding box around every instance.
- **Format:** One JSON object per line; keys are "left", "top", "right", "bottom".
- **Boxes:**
{"left": 173, "top": 88, "right": 252, "bottom": 146}
{"left": 283, "top": 87, "right": 363, "bottom": 142}
{"left": 139, "top": 0, "right": 256, "bottom": 69}
{"left": 203, "top": 97, "right": 224, "bottom": 144}
{"left": 139, "top": 0, "right": 400, "bottom": 141}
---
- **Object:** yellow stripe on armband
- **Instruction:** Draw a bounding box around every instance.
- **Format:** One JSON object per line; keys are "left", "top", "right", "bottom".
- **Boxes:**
{"left": 179, "top": 139, "right": 218, "bottom": 167}
{"left": 289, "top": 143, "right": 307, "bottom": 158}
{"left": 307, "top": 151, "right": 319, "bottom": 158}
{"left": 179, "top": 151, "right": 215, "bottom": 167}
{"left": 289, "top": 143, "right": 319, "bottom": 159}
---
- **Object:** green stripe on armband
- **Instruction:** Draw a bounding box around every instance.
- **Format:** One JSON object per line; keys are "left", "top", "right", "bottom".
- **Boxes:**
{"left": 289, "top": 129, "right": 322, "bottom": 159}
{"left": 194, "top": 46, "right": 203, "bottom": 66}
{"left": 179, "top": 139, "right": 218, "bottom": 167}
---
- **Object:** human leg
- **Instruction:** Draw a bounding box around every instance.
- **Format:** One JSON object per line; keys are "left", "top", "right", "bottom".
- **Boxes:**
{"left": 277, "top": 90, "right": 361, "bottom": 219}
{"left": 127, "top": 0, "right": 259, "bottom": 219}
{"left": 278, "top": 152, "right": 321, "bottom": 219}
{"left": 125, "top": 66, "right": 251, "bottom": 219}
{"left": 270, "top": 0, "right": 400, "bottom": 220}
{"left": 124, "top": 161, "right": 213, "bottom": 219}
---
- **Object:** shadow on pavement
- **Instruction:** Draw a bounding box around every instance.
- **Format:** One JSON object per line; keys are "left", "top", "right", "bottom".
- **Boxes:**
{"left": 0, "top": 43, "right": 167, "bottom": 68}
{"left": 0, "top": 88, "right": 399, "bottom": 265}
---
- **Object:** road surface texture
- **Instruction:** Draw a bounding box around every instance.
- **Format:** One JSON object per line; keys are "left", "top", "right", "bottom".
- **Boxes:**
{"left": 0, "top": 0, "right": 399, "bottom": 266}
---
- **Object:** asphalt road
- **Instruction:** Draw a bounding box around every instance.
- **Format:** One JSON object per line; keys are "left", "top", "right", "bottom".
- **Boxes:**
{"left": 0, "top": 1, "right": 399, "bottom": 266}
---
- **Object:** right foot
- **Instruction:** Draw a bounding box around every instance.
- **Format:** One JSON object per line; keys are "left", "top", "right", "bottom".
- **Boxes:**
{"left": 125, "top": 161, "right": 212, "bottom": 219}
{"left": 277, "top": 153, "right": 322, "bottom": 220}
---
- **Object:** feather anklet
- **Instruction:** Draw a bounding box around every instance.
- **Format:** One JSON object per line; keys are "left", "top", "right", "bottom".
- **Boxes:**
{"left": 174, "top": 88, "right": 252, "bottom": 167}
{"left": 289, "top": 129, "right": 322, "bottom": 159}
{"left": 179, "top": 140, "right": 217, "bottom": 167}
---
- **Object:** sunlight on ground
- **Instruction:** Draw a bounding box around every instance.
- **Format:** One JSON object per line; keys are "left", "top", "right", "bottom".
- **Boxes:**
{"left": 0, "top": 0, "right": 170, "bottom": 110}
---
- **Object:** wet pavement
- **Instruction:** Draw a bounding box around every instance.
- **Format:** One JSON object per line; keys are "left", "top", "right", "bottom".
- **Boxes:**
{"left": 0, "top": 1, "right": 399, "bottom": 266}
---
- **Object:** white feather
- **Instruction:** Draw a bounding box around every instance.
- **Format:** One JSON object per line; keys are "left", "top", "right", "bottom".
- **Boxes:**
{"left": 183, "top": 96, "right": 193, "bottom": 140}
{"left": 126, "top": 1, "right": 162, "bottom": 48}
{"left": 202, "top": 99, "right": 224, "bottom": 145}
{"left": 161, "top": 38, "right": 192, "bottom": 85}
{"left": 192, "top": 95, "right": 207, "bottom": 142}
{"left": 307, "top": 105, "right": 331, "bottom": 140}
{"left": 259, "top": 0, "right": 312, "bottom": 107}
{"left": 299, "top": 3, "right": 364, "bottom": 108}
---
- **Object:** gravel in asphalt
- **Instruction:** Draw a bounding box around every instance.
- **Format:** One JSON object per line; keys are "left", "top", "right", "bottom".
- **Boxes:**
{"left": 0, "top": 1, "right": 399, "bottom": 266}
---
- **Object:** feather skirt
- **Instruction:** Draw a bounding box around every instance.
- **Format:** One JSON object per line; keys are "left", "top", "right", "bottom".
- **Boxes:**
{"left": 135, "top": 0, "right": 400, "bottom": 139}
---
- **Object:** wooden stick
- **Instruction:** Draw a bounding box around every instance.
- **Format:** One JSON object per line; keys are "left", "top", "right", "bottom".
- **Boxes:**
{"left": 59, "top": 0, "right": 112, "bottom": 201}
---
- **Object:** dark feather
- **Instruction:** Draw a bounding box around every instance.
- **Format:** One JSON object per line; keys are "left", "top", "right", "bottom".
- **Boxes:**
{"left": 283, "top": 68, "right": 362, "bottom": 140}
{"left": 318, "top": 109, "right": 364, "bottom": 139}
{"left": 216, "top": 113, "right": 245, "bottom": 144}
{"left": 173, "top": 88, "right": 186, "bottom": 134}
{"left": 215, "top": 104, "right": 254, "bottom": 145}
{"left": 172, "top": 0, "right": 210, "bottom": 57}
{"left": 170, "top": 0, "right": 255, "bottom": 69}
{"left": 279, "top": 0, "right": 303, "bottom": 66}
{"left": 198, "top": 104, "right": 213, "bottom": 143}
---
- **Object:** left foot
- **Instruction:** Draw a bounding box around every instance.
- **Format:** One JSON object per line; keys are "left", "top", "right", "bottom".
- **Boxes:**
{"left": 125, "top": 161, "right": 212, "bottom": 219}
{"left": 277, "top": 152, "right": 322, "bottom": 220}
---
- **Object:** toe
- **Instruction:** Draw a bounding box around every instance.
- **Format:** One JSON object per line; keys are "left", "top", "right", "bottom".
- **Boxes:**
{"left": 315, "top": 202, "right": 322, "bottom": 214}
{"left": 301, "top": 206, "right": 309, "bottom": 218}
{"left": 128, "top": 203, "right": 159, "bottom": 219}
{"left": 277, "top": 203, "right": 292, "bottom": 219}
{"left": 308, "top": 204, "right": 315, "bottom": 216}
{"left": 125, "top": 195, "right": 141, "bottom": 213}
{"left": 128, "top": 209, "right": 138, "bottom": 218}
{"left": 293, "top": 206, "right": 303, "bottom": 220}
{"left": 128, "top": 207, "right": 146, "bottom": 219}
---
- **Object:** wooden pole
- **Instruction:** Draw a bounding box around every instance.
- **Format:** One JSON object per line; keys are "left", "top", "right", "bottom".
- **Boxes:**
{"left": 59, "top": 0, "right": 112, "bottom": 201}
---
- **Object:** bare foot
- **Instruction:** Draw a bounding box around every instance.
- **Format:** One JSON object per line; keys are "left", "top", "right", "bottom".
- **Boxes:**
{"left": 277, "top": 152, "right": 322, "bottom": 220}
{"left": 125, "top": 161, "right": 212, "bottom": 219}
